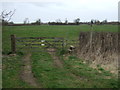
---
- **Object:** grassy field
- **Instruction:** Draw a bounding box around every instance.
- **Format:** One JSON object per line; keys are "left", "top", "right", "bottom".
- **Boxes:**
{"left": 2, "top": 24, "right": 118, "bottom": 54}
{"left": 2, "top": 24, "right": 119, "bottom": 88}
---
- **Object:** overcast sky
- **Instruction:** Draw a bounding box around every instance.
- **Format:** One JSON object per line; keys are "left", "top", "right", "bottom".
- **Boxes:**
{"left": 0, "top": 0, "right": 120, "bottom": 23}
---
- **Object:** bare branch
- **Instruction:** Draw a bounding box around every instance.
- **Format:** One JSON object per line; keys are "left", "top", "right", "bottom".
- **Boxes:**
{"left": 0, "top": 9, "right": 16, "bottom": 22}
{"left": 7, "top": 9, "right": 16, "bottom": 22}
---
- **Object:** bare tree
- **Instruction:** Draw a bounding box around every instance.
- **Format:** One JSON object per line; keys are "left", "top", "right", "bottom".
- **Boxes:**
{"left": 35, "top": 19, "right": 41, "bottom": 25}
{"left": 90, "top": 19, "right": 94, "bottom": 27}
{"left": 56, "top": 19, "right": 61, "bottom": 23}
{"left": 65, "top": 18, "right": 68, "bottom": 24}
{"left": 102, "top": 19, "right": 107, "bottom": 24}
{"left": 24, "top": 18, "right": 29, "bottom": 24}
{"left": 74, "top": 18, "right": 80, "bottom": 25}
{"left": 0, "top": 9, "right": 16, "bottom": 24}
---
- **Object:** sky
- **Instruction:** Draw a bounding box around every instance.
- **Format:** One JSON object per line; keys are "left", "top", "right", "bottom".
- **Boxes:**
{"left": 0, "top": 0, "right": 120, "bottom": 23}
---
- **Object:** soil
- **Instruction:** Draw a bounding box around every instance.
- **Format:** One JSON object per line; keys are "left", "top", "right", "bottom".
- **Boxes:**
{"left": 21, "top": 53, "right": 41, "bottom": 88}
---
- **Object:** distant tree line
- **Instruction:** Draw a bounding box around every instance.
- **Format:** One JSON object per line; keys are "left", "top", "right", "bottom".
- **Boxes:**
{"left": 48, "top": 18, "right": 80, "bottom": 25}
{"left": 0, "top": 10, "right": 119, "bottom": 26}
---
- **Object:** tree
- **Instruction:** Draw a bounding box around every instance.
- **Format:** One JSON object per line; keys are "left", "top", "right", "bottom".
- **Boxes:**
{"left": 35, "top": 19, "right": 41, "bottom": 25}
{"left": 0, "top": 9, "right": 16, "bottom": 25}
{"left": 95, "top": 20, "right": 100, "bottom": 24}
{"left": 74, "top": 18, "right": 80, "bottom": 25}
{"left": 9, "top": 21, "right": 14, "bottom": 25}
{"left": 90, "top": 19, "right": 94, "bottom": 27}
{"left": 24, "top": 18, "right": 29, "bottom": 24}
{"left": 65, "top": 18, "right": 68, "bottom": 24}
{"left": 102, "top": 19, "right": 107, "bottom": 24}
{"left": 91, "top": 19, "right": 100, "bottom": 25}
{"left": 56, "top": 19, "right": 61, "bottom": 23}
{"left": 90, "top": 19, "right": 100, "bottom": 27}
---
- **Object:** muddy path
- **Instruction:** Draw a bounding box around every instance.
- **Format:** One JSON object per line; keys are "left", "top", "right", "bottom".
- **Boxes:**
{"left": 21, "top": 53, "right": 41, "bottom": 88}
{"left": 20, "top": 48, "right": 85, "bottom": 88}
{"left": 47, "top": 48, "right": 87, "bottom": 81}
{"left": 47, "top": 48, "right": 64, "bottom": 68}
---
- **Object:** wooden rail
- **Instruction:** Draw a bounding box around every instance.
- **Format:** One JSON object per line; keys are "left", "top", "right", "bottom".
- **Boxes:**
{"left": 11, "top": 34, "right": 79, "bottom": 53}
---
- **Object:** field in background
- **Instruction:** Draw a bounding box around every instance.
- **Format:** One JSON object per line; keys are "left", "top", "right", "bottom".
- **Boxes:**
{"left": 2, "top": 24, "right": 118, "bottom": 54}
{"left": 2, "top": 24, "right": 119, "bottom": 88}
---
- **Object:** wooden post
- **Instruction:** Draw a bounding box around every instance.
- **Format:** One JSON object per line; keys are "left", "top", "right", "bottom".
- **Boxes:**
{"left": 11, "top": 34, "right": 16, "bottom": 54}
{"left": 62, "top": 39, "right": 64, "bottom": 49}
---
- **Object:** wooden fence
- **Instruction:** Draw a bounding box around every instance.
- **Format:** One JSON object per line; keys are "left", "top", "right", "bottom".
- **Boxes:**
{"left": 11, "top": 34, "right": 79, "bottom": 53}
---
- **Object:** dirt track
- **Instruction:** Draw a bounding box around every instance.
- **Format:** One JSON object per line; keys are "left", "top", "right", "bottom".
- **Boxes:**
{"left": 20, "top": 48, "right": 85, "bottom": 88}
{"left": 21, "top": 53, "right": 41, "bottom": 88}
{"left": 47, "top": 48, "right": 63, "bottom": 68}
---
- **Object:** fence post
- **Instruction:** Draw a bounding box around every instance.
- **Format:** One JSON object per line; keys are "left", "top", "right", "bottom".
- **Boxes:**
{"left": 62, "top": 39, "right": 64, "bottom": 49}
{"left": 11, "top": 34, "right": 16, "bottom": 54}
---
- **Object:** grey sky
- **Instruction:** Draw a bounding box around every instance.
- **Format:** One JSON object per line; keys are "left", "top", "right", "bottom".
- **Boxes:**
{"left": 0, "top": 0, "right": 119, "bottom": 23}
{"left": 118, "top": 1, "right": 120, "bottom": 22}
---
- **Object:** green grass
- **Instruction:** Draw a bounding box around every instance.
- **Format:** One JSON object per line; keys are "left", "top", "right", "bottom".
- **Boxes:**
{"left": 61, "top": 54, "right": 118, "bottom": 88}
{"left": 31, "top": 50, "right": 118, "bottom": 88}
{"left": 2, "top": 24, "right": 119, "bottom": 88}
{"left": 31, "top": 51, "right": 80, "bottom": 88}
{"left": 2, "top": 24, "right": 118, "bottom": 54}
{"left": 2, "top": 54, "right": 35, "bottom": 88}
